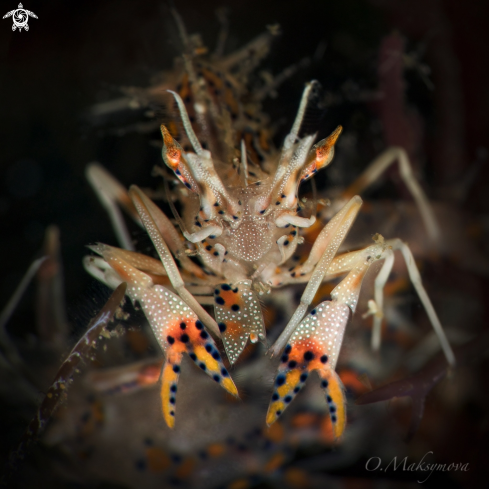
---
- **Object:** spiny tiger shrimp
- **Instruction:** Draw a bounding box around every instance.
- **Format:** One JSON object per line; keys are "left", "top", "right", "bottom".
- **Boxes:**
{"left": 83, "top": 18, "right": 455, "bottom": 439}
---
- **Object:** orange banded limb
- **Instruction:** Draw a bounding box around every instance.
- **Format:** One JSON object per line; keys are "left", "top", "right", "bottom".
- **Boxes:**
{"left": 160, "top": 351, "right": 182, "bottom": 428}
{"left": 317, "top": 368, "right": 347, "bottom": 439}
{"left": 159, "top": 310, "right": 238, "bottom": 428}
{"left": 267, "top": 301, "right": 350, "bottom": 439}
{"left": 88, "top": 245, "right": 238, "bottom": 427}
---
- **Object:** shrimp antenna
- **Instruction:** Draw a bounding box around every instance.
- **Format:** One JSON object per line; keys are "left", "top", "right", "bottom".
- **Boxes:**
{"left": 167, "top": 90, "right": 203, "bottom": 155}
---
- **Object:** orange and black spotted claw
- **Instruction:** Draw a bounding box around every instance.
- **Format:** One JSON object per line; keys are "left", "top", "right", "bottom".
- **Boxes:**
{"left": 266, "top": 301, "right": 349, "bottom": 439}
{"left": 89, "top": 243, "right": 238, "bottom": 428}
{"left": 159, "top": 313, "right": 238, "bottom": 428}
{"left": 126, "top": 286, "right": 239, "bottom": 428}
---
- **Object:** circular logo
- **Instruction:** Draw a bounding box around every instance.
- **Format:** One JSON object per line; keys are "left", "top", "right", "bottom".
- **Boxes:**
{"left": 3, "top": 3, "right": 38, "bottom": 32}
{"left": 12, "top": 8, "right": 28, "bottom": 31}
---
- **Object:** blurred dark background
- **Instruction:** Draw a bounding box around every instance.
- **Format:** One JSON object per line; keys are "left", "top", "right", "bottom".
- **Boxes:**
{"left": 1, "top": 0, "right": 488, "bottom": 486}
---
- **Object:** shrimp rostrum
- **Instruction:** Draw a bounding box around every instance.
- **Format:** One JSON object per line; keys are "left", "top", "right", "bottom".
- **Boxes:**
{"left": 85, "top": 76, "right": 454, "bottom": 439}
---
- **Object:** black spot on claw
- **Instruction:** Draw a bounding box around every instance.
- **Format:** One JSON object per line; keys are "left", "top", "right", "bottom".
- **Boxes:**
{"left": 216, "top": 297, "right": 225, "bottom": 305}
{"left": 311, "top": 309, "right": 316, "bottom": 315}
{"left": 195, "top": 320, "right": 203, "bottom": 330}
{"left": 276, "top": 375, "right": 285, "bottom": 386}
{"left": 221, "top": 368, "right": 229, "bottom": 377}
{"left": 199, "top": 363, "right": 206, "bottom": 371}
{"left": 303, "top": 351, "right": 314, "bottom": 361}
{"left": 170, "top": 385, "right": 177, "bottom": 393}
{"left": 180, "top": 322, "right": 186, "bottom": 330}
{"left": 331, "top": 415, "right": 337, "bottom": 422}
{"left": 300, "top": 373, "right": 308, "bottom": 382}
{"left": 173, "top": 365, "right": 180, "bottom": 373}
{"left": 329, "top": 406, "right": 336, "bottom": 413}
{"left": 213, "top": 251, "right": 219, "bottom": 256}
{"left": 205, "top": 344, "right": 212, "bottom": 352}
{"left": 206, "top": 245, "right": 212, "bottom": 251}
{"left": 170, "top": 410, "right": 175, "bottom": 416}
{"left": 285, "top": 345, "right": 292, "bottom": 354}
{"left": 231, "top": 304, "right": 240, "bottom": 311}
{"left": 327, "top": 395, "right": 332, "bottom": 403}
{"left": 293, "top": 386, "right": 300, "bottom": 393}
{"left": 275, "top": 201, "right": 280, "bottom": 205}
{"left": 218, "top": 322, "right": 227, "bottom": 332}
{"left": 209, "top": 235, "right": 216, "bottom": 239}
{"left": 218, "top": 210, "right": 224, "bottom": 215}
{"left": 288, "top": 360, "right": 297, "bottom": 369}
{"left": 259, "top": 210, "right": 265, "bottom": 214}
{"left": 189, "top": 353, "right": 197, "bottom": 361}
{"left": 221, "top": 284, "right": 231, "bottom": 290}
{"left": 276, "top": 410, "right": 282, "bottom": 416}
{"left": 180, "top": 334, "right": 189, "bottom": 343}
{"left": 284, "top": 396, "right": 292, "bottom": 403}
{"left": 284, "top": 240, "right": 289, "bottom": 246}
{"left": 212, "top": 351, "right": 220, "bottom": 360}
{"left": 167, "top": 336, "right": 175, "bottom": 345}
{"left": 170, "top": 397, "right": 175, "bottom": 404}
{"left": 320, "top": 355, "right": 328, "bottom": 363}
{"left": 281, "top": 354, "right": 289, "bottom": 363}
{"left": 321, "top": 380, "right": 328, "bottom": 388}
{"left": 272, "top": 393, "right": 279, "bottom": 401}
{"left": 185, "top": 183, "right": 191, "bottom": 189}
{"left": 213, "top": 375, "right": 220, "bottom": 382}
{"left": 214, "top": 288, "right": 220, "bottom": 295}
